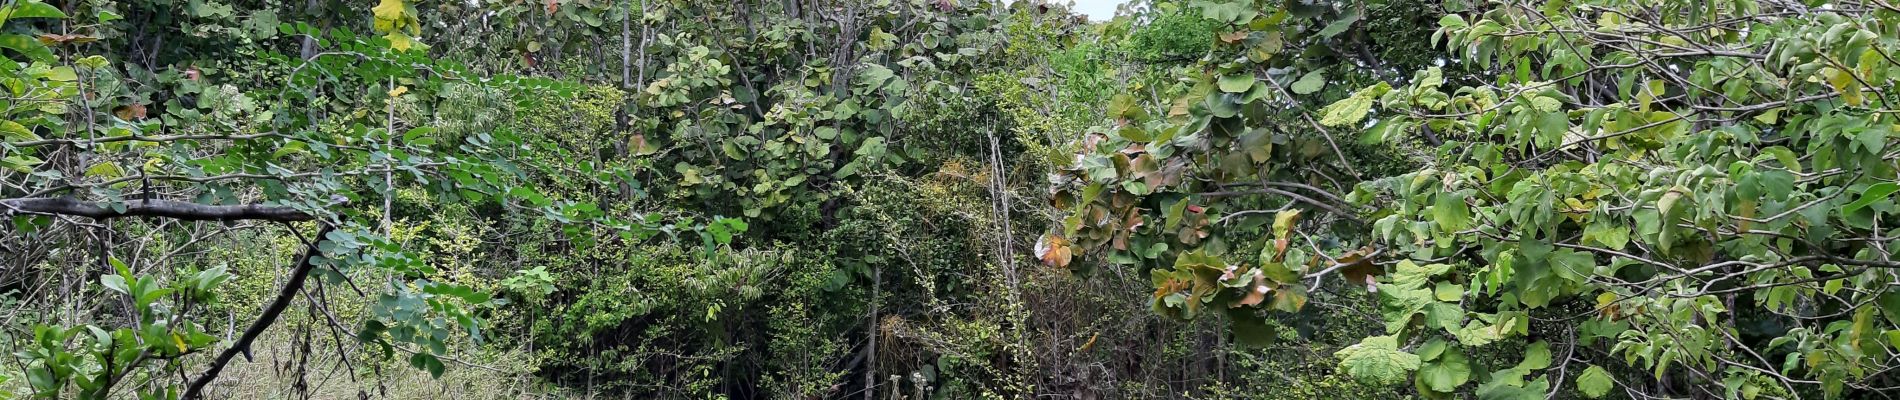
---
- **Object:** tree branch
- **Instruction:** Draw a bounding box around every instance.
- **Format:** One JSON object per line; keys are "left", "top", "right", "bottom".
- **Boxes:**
{"left": 181, "top": 224, "right": 333, "bottom": 399}
{"left": 0, "top": 197, "right": 312, "bottom": 222}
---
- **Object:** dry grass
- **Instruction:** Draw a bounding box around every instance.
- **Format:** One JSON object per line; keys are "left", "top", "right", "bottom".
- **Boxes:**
{"left": 208, "top": 331, "right": 559, "bottom": 400}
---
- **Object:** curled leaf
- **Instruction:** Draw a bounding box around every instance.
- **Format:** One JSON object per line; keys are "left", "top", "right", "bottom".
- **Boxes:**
{"left": 1036, "top": 233, "right": 1073, "bottom": 268}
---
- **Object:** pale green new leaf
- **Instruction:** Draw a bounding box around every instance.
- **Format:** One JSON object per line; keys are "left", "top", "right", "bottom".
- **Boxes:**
{"left": 1576, "top": 365, "right": 1613, "bottom": 398}
{"left": 0, "top": 120, "right": 38, "bottom": 142}
{"left": 1528, "top": 96, "right": 1561, "bottom": 113}
{"left": 1335, "top": 335, "right": 1422, "bottom": 386}
{"left": 1518, "top": 341, "right": 1552, "bottom": 370}
{"left": 1320, "top": 95, "right": 1373, "bottom": 127}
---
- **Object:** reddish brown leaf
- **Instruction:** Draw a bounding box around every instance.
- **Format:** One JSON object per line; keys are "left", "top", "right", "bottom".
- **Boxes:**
{"left": 630, "top": 134, "right": 657, "bottom": 155}
{"left": 1036, "top": 233, "right": 1074, "bottom": 269}
{"left": 1219, "top": 30, "right": 1249, "bottom": 43}
{"left": 113, "top": 104, "right": 147, "bottom": 121}
{"left": 1236, "top": 273, "right": 1270, "bottom": 307}
{"left": 1082, "top": 132, "right": 1106, "bottom": 152}
{"left": 1153, "top": 278, "right": 1188, "bottom": 299}
{"left": 1332, "top": 246, "right": 1383, "bottom": 291}
{"left": 37, "top": 33, "right": 98, "bottom": 45}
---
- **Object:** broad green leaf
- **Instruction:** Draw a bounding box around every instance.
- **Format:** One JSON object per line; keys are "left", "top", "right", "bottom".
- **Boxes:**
{"left": 1218, "top": 74, "right": 1256, "bottom": 93}
{"left": 408, "top": 352, "right": 445, "bottom": 378}
{"left": 1229, "top": 309, "right": 1276, "bottom": 347}
{"left": 1434, "top": 282, "right": 1464, "bottom": 301}
{"left": 1548, "top": 249, "right": 1594, "bottom": 283}
{"left": 0, "top": 120, "right": 39, "bottom": 142}
{"left": 1317, "top": 13, "right": 1361, "bottom": 38}
{"left": 1, "top": 155, "right": 43, "bottom": 173}
{"left": 1528, "top": 96, "right": 1561, "bottom": 113}
{"left": 1576, "top": 365, "right": 1612, "bottom": 398}
{"left": 1844, "top": 182, "right": 1897, "bottom": 215}
{"left": 1, "top": 1, "right": 66, "bottom": 21}
{"left": 1418, "top": 346, "right": 1471, "bottom": 392}
{"left": 1198, "top": 2, "right": 1256, "bottom": 24}
{"left": 0, "top": 34, "right": 53, "bottom": 62}
{"left": 1657, "top": 188, "right": 1685, "bottom": 217}
{"left": 1583, "top": 221, "right": 1628, "bottom": 250}
{"left": 100, "top": 275, "right": 128, "bottom": 295}
{"left": 1518, "top": 341, "right": 1551, "bottom": 370}
{"left": 1433, "top": 192, "right": 1471, "bottom": 233}
{"left": 1334, "top": 335, "right": 1422, "bottom": 386}
{"left": 1416, "top": 67, "right": 1445, "bottom": 90}
{"left": 46, "top": 66, "right": 76, "bottom": 82}
{"left": 1320, "top": 95, "right": 1373, "bottom": 127}
{"left": 1291, "top": 70, "right": 1326, "bottom": 95}
{"left": 1205, "top": 93, "right": 1242, "bottom": 118}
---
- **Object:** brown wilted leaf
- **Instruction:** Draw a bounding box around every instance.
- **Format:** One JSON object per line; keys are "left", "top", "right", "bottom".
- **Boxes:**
{"left": 1333, "top": 246, "right": 1383, "bottom": 291}
{"left": 37, "top": 33, "right": 99, "bottom": 45}
{"left": 1236, "top": 273, "right": 1270, "bottom": 307}
{"left": 1219, "top": 30, "right": 1249, "bottom": 43}
{"left": 113, "top": 104, "right": 147, "bottom": 121}
{"left": 1271, "top": 284, "right": 1308, "bottom": 312}
{"left": 1169, "top": 96, "right": 1193, "bottom": 118}
{"left": 1036, "top": 233, "right": 1073, "bottom": 268}
{"left": 630, "top": 134, "right": 658, "bottom": 155}
{"left": 1152, "top": 278, "right": 1188, "bottom": 299}
{"left": 1082, "top": 132, "right": 1106, "bottom": 152}
{"left": 1111, "top": 212, "right": 1143, "bottom": 251}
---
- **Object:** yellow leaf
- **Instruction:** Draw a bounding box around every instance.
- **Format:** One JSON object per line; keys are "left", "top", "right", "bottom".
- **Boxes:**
{"left": 1823, "top": 67, "right": 1863, "bottom": 106}
{"left": 1272, "top": 209, "right": 1301, "bottom": 238}
{"left": 373, "top": 0, "right": 424, "bottom": 51}
{"left": 46, "top": 66, "right": 76, "bottom": 81}
{"left": 85, "top": 161, "right": 122, "bottom": 179}
{"left": 387, "top": 86, "right": 409, "bottom": 98}
{"left": 384, "top": 32, "right": 416, "bottom": 52}
{"left": 372, "top": 0, "right": 409, "bottom": 32}
{"left": 1752, "top": 108, "right": 1780, "bottom": 125}
{"left": 1595, "top": 292, "right": 1620, "bottom": 319}
{"left": 171, "top": 333, "right": 187, "bottom": 352}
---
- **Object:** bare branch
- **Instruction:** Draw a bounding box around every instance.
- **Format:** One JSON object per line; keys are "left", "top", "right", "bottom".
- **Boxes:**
{"left": 0, "top": 197, "right": 312, "bottom": 222}
{"left": 181, "top": 224, "right": 333, "bottom": 399}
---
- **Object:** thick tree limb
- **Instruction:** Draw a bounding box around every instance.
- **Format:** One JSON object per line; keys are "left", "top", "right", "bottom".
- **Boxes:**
{"left": 181, "top": 224, "right": 333, "bottom": 400}
{"left": 0, "top": 197, "right": 312, "bottom": 222}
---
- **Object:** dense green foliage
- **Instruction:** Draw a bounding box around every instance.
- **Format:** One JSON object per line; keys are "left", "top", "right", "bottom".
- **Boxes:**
{"left": 5, "top": 0, "right": 1900, "bottom": 399}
